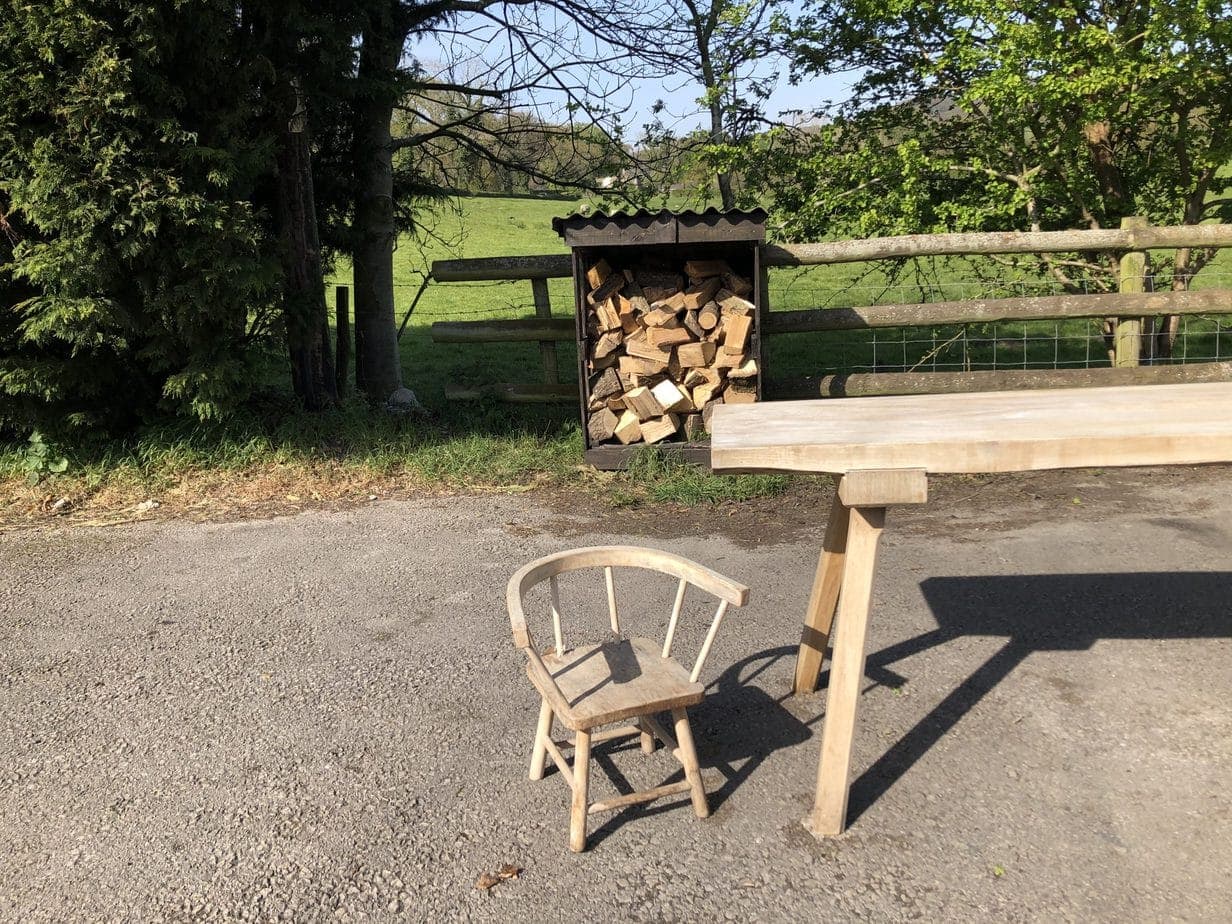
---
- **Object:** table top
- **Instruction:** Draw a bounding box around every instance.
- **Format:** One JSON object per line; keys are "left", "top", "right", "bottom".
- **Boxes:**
{"left": 710, "top": 381, "right": 1232, "bottom": 475}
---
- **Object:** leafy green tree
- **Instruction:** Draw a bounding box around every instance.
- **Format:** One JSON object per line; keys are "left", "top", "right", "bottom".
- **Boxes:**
{"left": 0, "top": 0, "right": 279, "bottom": 433}
{"left": 760, "top": 0, "right": 1232, "bottom": 315}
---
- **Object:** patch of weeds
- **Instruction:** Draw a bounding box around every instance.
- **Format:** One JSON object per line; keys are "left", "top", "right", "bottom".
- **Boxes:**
{"left": 612, "top": 446, "right": 791, "bottom": 506}
{"left": 21, "top": 431, "right": 69, "bottom": 485}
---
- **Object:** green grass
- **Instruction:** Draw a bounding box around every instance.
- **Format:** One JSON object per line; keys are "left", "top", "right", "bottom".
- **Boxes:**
{"left": 5, "top": 192, "right": 1230, "bottom": 517}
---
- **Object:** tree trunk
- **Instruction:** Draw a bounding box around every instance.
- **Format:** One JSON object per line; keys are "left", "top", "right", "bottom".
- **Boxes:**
{"left": 276, "top": 76, "right": 337, "bottom": 411}
{"left": 1082, "top": 121, "right": 1128, "bottom": 222}
{"left": 351, "top": 6, "right": 405, "bottom": 402}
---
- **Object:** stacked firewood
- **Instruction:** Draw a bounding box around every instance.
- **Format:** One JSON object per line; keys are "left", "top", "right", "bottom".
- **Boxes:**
{"left": 584, "top": 257, "right": 758, "bottom": 446}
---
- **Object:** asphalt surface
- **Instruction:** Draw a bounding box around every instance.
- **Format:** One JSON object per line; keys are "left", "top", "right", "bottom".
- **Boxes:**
{"left": 2, "top": 469, "right": 1230, "bottom": 922}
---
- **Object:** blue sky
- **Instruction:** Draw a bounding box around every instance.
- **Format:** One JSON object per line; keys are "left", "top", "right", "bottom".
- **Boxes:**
{"left": 408, "top": 0, "right": 858, "bottom": 139}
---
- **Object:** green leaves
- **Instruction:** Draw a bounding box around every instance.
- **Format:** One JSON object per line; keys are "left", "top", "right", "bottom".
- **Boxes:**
{"left": 757, "top": 0, "right": 1232, "bottom": 278}
{"left": 23, "top": 430, "right": 69, "bottom": 484}
{"left": 0, "top": 0, "right": 278, "bottom": 434}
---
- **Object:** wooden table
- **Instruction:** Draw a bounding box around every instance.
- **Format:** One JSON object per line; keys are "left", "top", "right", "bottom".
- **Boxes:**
{"left": 710, "top": 381, "right": 1232, "bottom": 837}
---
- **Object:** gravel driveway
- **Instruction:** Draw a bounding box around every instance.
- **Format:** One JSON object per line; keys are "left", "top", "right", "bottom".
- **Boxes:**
{"left": 2, "top": 468, "right": 1230, "bottom": 922}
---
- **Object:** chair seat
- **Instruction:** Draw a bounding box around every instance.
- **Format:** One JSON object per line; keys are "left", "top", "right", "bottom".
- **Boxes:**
{"left": 530, "top": 636, "right": 704, "bottom": 731}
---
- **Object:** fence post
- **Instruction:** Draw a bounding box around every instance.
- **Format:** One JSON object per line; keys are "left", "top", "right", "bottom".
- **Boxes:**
{"left": 531, "top": 278, "right": 558, "bottom": 383}
{"left": 335, "top": 285, "right": 350, "bottom": 393}
{"left": 1114, "top": 216, "right": 1149, "bottom": 367}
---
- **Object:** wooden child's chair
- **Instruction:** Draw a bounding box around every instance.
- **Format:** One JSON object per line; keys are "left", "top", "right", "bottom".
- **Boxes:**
{"left": 506, "top": 545, "right": 749, "bottom": 852}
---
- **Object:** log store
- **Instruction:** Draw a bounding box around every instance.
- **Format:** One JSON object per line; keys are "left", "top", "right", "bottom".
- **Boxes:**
{"left": 552, "top": 208, "right": 768, "bottom": 469}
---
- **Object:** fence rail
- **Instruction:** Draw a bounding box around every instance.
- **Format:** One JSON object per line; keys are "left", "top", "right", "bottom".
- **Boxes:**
{"left": 427, "top": 219, "right": 1232, "bottom": 404}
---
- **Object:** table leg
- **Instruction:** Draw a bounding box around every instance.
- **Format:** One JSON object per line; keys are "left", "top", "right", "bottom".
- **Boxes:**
{"left": 805, "top": 504, "right": 886, "bottom": 837}
{"left": 793, "top": 490, "right": 851, "bottom": 695}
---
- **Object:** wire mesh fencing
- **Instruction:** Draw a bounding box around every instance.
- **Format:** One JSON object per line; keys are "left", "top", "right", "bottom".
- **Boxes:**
{"left": 764, "top": 271, "right": 1232, "bottom": 379}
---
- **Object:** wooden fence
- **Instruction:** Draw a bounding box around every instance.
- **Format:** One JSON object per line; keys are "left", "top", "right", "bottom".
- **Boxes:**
{"left": 428, "top": 218, "right": 1232, "bottom": 402}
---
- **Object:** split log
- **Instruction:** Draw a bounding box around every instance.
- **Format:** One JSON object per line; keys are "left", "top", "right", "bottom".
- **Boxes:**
{"left": 643, "top": 285, "right": 679, "bottom": 304}
{"left": 651, "top": 379, "right": 694, "bottom": 413}
{"left": 626, "top": 335, "right": 673, "bottom": 361}
{"left": 684, "top": 259, "right": 732, "bottom": 282}
{"left": 586, "top": 259, "right": 612, "bottom": 290}
{"left": 727, "top": 356, "right": 758, "bottom": 379}
{"left": 647, "top": 326, "right": 693, "bottom": 349}
{"left": 682, "top": 413, "right": 705, "bottom": 440}
{"left": 723, "top": 314, "right": 752, "bottom": 351}
{"left": 682, "top": 310, "right": 704, "bottom": 339}
{"left": 595, "top": 331, "right": 625, "bottom": 360}
{"left": 624, "top": 386, "right": 666, "bottom": 421}
{"left": 589, "top": 367, "right": 622, "bottom": 400}
{"left": 677, "top": 340, "right": 717, "bottom": 367}
{"left": 643, "top": 305, "right": 680, "bottom": 327}
{"left": 682, "top": 277, "right": 722, "bottom": 311}
{"left": 653, "top": 292, "right": 688, "bottom": 313}
{"left": 588, "top": 273, "right": 625, "bottom": 305}
{"left": 714, "top": 347, "right": 747, "bottom": 369}
{"left": 589, "top": 352, "right": 617, "bottom": 372}
{"left": 619, "top": 354, "right": 669, "bottom": 378}
{"left": 619, "top": 307, "right": 640, "bottom": 335}
{"left": 717, "top": 290, "right": 754, "bottom": 315}
{"left": 724, "top": 383, "right": 757, "bottom": 403}
{"left": 640, "top": 414, "right": 681, "bottom": 444}
{"left": 588, "top": 407, "right": 619, "bottom": 443}
{"left": 614, "top": 410, "right": 643, "bottom": 445}
{"left": 692, "top": 378, "right": 723, "bottom": 407}
{"left": 723, "top": 272, "right": 753, "bottom": 298}
{"left": 594, "top": 298, "right": 621, "bottom": 331}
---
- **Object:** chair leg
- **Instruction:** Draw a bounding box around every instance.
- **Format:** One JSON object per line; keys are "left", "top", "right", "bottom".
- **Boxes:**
{"left": 529, "top": 697, "right": 553, "bottom": 781}
{"left": 638, "top": 716, "right": 656, "bottom": 755}
{"left": 672, "top": 708, "right": 709, "bottom": 819}
{"left": 569, "top": 730, "right": 592, "bottom": 852}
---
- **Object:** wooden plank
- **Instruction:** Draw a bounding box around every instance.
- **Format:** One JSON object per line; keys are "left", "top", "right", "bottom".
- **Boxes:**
{"left": 805, "top": 506, "right": 886, "bottom": 837}
{"left": 766, "top": 361, "right": 1232, "bottom": 400}
{"left": 431, "top": 253, "right": 571, "bottom": 281}
{"left": 432, "top": 317, "right": 574, "bottom": 342}
{"left": 711, "top": 381, "right": 1232, "bottom": 475}
{"left": 762, "top": 224, "right": 1232, "bottom": 267}
{"left": 794, "top": 492, "right": 849, "bottom": 696}
{"left": 761, "top": 289, "right": 1231, "bottom": 334}
{"left": 444, "top": 382, "right": 576, "bottom": 403}
{"left": 428, "top": 226, "right": 1232, "bottom": 283}
{"left": 837, "top": 469, "right": 928, "bottom": 506}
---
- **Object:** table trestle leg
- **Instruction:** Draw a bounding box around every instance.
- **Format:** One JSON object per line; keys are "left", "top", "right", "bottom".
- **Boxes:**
{"left": 806, "top": 504, "right": 887, "bottom": 837}
{"left": 793, "top": 486, "right": 851, "bottom": 695}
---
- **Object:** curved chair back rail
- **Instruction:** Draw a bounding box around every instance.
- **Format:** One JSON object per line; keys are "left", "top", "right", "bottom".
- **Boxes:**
{"left": 507, "top": 545, "right": 750, "bottom": 648}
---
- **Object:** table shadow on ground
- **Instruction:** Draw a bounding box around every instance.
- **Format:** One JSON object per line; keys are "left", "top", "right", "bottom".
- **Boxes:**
{"left": 844, "top": 571, "right": 1232, "bottom": 824}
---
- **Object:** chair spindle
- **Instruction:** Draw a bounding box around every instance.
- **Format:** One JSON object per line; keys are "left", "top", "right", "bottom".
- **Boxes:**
{"left": 549, "top": 575, "right": 564, "bottom": 655}
{"left": 662, "top": 578, "right": 689, "bottom": 657}
{"left": 690, "top": 599, "right": 730, "bottom": 683}
{"left": 604, "top": 566, "right": 620, "bottom": 633}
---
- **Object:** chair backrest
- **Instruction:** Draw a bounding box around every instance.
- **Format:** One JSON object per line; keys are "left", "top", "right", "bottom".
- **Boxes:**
{"left": 507, "top": 545, "right": 750, "bottom": 683}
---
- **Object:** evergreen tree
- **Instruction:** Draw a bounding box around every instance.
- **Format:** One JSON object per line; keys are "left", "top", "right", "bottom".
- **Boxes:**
{"left": 0, "top": 0, "right": 279, "bottom": 433}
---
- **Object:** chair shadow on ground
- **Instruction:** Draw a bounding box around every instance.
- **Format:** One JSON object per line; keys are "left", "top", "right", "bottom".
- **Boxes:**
{"left": 576, "top": 572, "right": 1232, "bottom": 845}
{"left": 582, "top": 645, "right": 816, "bottom": 848}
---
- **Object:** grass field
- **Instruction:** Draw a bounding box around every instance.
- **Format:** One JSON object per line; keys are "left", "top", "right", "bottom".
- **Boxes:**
{"left": 3, "top": 193, "right": 1229, "bottom": 524}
